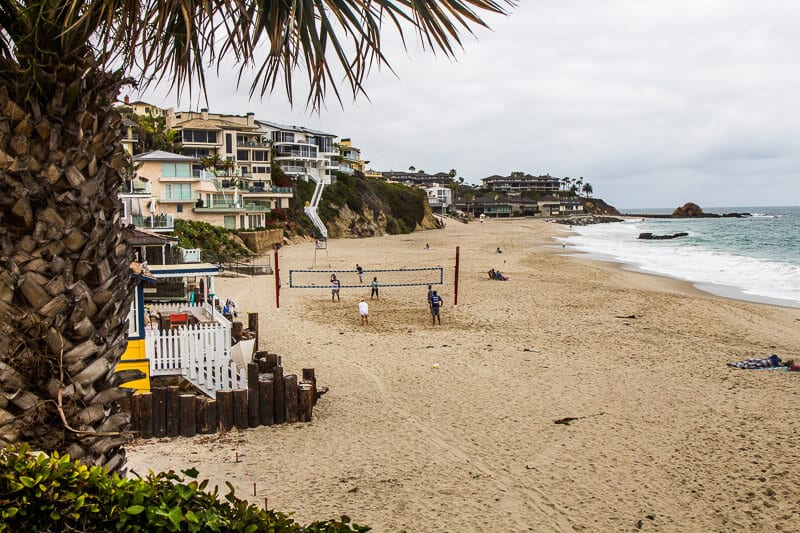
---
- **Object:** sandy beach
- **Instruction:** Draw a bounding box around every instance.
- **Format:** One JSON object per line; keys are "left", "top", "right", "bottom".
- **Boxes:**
{"left": 127, "top": 218, "right": 800, "bottom": 532}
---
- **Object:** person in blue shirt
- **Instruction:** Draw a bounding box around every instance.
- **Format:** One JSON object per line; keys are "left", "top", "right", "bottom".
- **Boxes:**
{"left": 430, "top": 290, "right": 443, "bottom": 325}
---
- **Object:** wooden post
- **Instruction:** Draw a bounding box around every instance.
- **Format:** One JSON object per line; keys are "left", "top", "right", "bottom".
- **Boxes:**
{"left": 152, "top": 388, "right": 166, "bottom": 438}
{"left": 273, "top": 366, "right": 285, "bottom": 424}
{"left": 298, "top": 383, "right": 314, "bottom": 422}
{"left": 248, "top": 313, "right": 259, "bottom": 349}
{"left": 166, "top": 386, "right": 180, "bottom": 437}
{"left": 130, "top": 394, "right": 142, "bottom": 433}
{"left": 258, "top": 376, "right": 274, "bottom": 426}
{"left": 274, "top": 245, "right": 280, "bottom": 309}
{"left": 216, "top": 390, "right": 234, "bottom": 431}
{"left": 302, "top": 368, "right": 317, "bottom": 404}
{"left": 247, "top": 363, "right": 260, "bottom": 427}
{"left": 140, "top": 392, "right": 153, "bottom": 439}
{"left": 284, "top": 374, "right": 298, "bottom": 424}
{"left": 266, "top": 353, "right": 279, "bottom": 371}
{"left": 232, "top": 321, "right": 244, "bottom": 342}
{"left": 232, "top": 389, "right": 249, "bottom": 429}
{"left": 454, "top": 245, "right": 460, "bottom": 306}
{"left": 206, "top": 399, "right": 218, "bottom": 433}
{"left": 179, "top": 395, "right": 197, "bottom": 437}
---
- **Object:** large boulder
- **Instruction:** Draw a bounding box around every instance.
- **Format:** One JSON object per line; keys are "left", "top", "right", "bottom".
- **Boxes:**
{"left": 672, "top": 202, "right": 705, "bottom": 217}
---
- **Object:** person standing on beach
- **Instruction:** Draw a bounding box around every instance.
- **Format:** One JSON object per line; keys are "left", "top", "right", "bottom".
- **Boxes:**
{"left": 356, "top": 264, "right": 364, "bottom": 283}
{"left": 371, "top": 277, "right": 379, "bottom": 300}
{"left": 430, "top": 290, "right": 443, "bottom": 325}
{"left": 427, "top": 284, "right": 433, "bottom": 309}
{"left": 358, "top": 299, "right": 369, "bottom": 325}
{"left": 331, "top": 274, "right": 341, "bottom": 302}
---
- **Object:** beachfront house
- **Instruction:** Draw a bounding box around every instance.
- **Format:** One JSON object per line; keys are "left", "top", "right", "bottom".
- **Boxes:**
{"left": 481, "top": 172, "right": 561, "bottom": 196}
{"left": 117, "top": 260, "right": 250, "bottom": 397}
{"left": 337, "top": 138, "right": 367, "bottom": 174}
{"left": 424, "top": 183, "right": 453, "bottom": 214}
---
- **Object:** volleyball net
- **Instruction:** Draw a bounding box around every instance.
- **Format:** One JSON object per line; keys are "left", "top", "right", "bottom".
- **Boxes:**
{"left": 288, "top": 267, "right": 444, "bottom": 289}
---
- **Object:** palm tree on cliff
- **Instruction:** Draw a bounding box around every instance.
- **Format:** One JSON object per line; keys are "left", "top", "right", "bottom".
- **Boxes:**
{"left": 582, "top": 182, "right": 594, "bottom": 198}
{"left": 0, "top": 0, "right": 512, "bottom": 472}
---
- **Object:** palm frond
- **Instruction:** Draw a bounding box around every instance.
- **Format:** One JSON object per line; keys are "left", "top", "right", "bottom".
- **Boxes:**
{"left": 3, "top": 0, "right": 514, "bottom": 107}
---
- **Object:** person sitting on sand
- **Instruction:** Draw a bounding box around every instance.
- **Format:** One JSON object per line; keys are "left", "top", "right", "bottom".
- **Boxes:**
{"left": 488, "top": 268, "right": 496, "bottom": 279}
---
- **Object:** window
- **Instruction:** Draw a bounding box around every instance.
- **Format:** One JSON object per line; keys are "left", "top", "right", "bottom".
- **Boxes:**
{"left": 181, "top": 129, "right": 217, "bottom": 143}
{"left": 272, "top": 131, "right": 294, "bottom": 143}
{"left": 176, "top": 204, "right": 184, "bottom": 213}
{"left": 252, "top": 166, "right": 269, "bottom": 174}
{"left": 237, "top": 150, "right": 249, "bottom": 161}
{"left": 252, "top": 150, "right": 267, "bottom": 162}
{"left": 166, "top": 183, "right": 191, "bottom": 200}
{"left": 161, "top": 163, "right": 192, "bottom": 177}
{"left": 224, "top": 216, "right": 235, "bottom": 229}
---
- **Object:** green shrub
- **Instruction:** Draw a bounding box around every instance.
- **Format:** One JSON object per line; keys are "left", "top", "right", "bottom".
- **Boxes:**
{"left": 0, "top": 444, "right": 369, "bottom": 532}
{"left": 173, "top": 220, "right": 255, "bottom": 264}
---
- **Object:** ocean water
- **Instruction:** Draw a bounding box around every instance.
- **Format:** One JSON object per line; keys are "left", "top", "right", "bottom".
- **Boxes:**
{"left": 558, "top": 206, "right": 800, "bottom": 308}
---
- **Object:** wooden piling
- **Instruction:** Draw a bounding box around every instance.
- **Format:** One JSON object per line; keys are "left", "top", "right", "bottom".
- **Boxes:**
{"left": 179, "top": 395, "right": 197, "bottom": 437}
{"left": 216, "top": 390, "right": 234, "bottom": 431}
{"left": 273, "top": 367, "right": 285, "bottom": 424}
{"left": 247, "top": 363, "right": 260, "bottom": 428}
{"left": 152, "top": 388, "right": 166, "bottom": 437}
{"left": 140, "top": 392, "right": 153, "bottom": 439}
{"left": 206, "top": 399, "right": 218, "bottom": 433}
{"left": 166, "top": 386, "right": 180, "bottom": 437}
{"left": 298, "top": 383, "right": 314, "bottom": 422}
{"left": 196, "top": 397, "right": 209, "bottom": 433}
{"left": 258, "top": 376, "right": 274, "bottom": 426}
{"left": 130, "top": 394, "right": 141, "bottom": 433}
{"left": 232, "top": 389, "right": 249, "bottom": 429}
{"left": 284, "top": 374, "right": 298, "bottom": 424}
{"left": 302, "top": 368, "right": 317, "bottom": 404}
{"left": 266, "top": 353, "right": 279, "bottom": 371}
{"left": 248, "top": 313, "right": 259, "bottom": 348}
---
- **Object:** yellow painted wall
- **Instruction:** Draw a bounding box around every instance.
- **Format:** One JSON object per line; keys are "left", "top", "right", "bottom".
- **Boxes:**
{"left": 119, "top": 339, "right": 151, "bottom": 393}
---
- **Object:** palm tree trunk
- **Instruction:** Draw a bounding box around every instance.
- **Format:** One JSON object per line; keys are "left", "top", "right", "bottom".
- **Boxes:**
{"left": 0, "top": 55, "right": 139, "bottom": 473}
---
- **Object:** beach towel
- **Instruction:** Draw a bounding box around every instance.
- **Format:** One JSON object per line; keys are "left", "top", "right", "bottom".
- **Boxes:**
{"left": 727, "top": 354, "right": 782, "bottom": 369}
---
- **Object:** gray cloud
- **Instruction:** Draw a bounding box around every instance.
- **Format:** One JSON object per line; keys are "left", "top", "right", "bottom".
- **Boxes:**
{"left": 141, "top": 0, "right": 800, "bottom": 209}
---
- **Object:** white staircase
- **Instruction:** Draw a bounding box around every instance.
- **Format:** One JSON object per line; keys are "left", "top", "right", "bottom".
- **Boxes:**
{"left": 303, "top": 173, "right": 329, "bottom": 239}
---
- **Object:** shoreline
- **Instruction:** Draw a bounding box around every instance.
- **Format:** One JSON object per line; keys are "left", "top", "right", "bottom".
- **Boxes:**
{"left": 127, "top": 218, "right": 800, "bottom": 532}
{"left": 550, "top": 220, "right": 800, "bottom": 310}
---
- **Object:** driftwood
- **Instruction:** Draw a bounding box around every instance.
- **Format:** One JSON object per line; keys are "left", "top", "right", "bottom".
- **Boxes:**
{"left": 554, "top": 412, "right": 605, "bottom": 425}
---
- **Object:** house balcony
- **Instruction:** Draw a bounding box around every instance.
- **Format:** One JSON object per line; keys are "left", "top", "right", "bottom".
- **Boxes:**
{"left": 160, "top": 193, "right": 195, "bottom": 202}
{"left": 132, "top": 214, "right": 174, "bottom": 230}
{"left": 243, "top": 202, "right": 272, "bottom": 212}
{"left": 120, "top": 182, "right": 151, "bottom": 195}
{"left": 237, "top": 141, "right": 270, "bottom": 148}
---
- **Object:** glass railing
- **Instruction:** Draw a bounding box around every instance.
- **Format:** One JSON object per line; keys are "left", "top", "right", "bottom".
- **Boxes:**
{"left": 132, "top": 214, "right": 173, "bottom": 228}
{"left": 244, "top": 203, "right": 271, "bottom": 212}
{"left": 160, "top": 193, "right": 195, "bottom": 201}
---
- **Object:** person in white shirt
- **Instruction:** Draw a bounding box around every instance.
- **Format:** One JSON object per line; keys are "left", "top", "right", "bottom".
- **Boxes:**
{"left": 358, "top": 299, "right": 369, "bottom": 325}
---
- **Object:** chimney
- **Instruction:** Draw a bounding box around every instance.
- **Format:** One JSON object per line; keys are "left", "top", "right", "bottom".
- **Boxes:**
{"left": 201, "top": 108, "right": 208, "bottom": 120}
{"left": 247, "top": 112, "right": 255, "bottom": 127}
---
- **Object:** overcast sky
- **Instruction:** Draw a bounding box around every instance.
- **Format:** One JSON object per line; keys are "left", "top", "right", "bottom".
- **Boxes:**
{"left": 140, "top": 0, "right": 800, "bottom": 209}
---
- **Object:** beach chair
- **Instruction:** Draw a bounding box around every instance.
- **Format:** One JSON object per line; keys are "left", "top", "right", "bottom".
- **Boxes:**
{"left": 169, "top": 312, "right": 189, "bottom": 329}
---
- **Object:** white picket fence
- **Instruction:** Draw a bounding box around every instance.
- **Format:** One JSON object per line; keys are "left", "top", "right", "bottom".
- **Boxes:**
{"left": 146, "top": 323, "right": 246, "bottom": 399}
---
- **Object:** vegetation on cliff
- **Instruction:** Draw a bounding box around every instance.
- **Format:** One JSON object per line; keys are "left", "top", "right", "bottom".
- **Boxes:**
{"left": 288, "top": 171, "right": 436, "bottom": 239}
